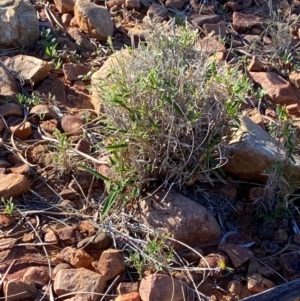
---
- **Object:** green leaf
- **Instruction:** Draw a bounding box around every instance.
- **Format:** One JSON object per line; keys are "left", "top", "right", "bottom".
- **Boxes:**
{"left": 106, "top": 143, "right": 128, "bottom": 150}
{"left": 81, "top": 164, "right": 110, "bottom": 181}
{"left": 101, "top": 184, "right": 119, "bottom": 217}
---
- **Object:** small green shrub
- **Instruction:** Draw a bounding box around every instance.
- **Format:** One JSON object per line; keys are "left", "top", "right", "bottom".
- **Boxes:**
{"left": 98, "top": 22, "right": 252, "bottom": 191}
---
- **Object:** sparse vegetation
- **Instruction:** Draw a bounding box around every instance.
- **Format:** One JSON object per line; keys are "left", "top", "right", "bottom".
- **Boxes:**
{"left": 98, "top": 22, "right": 252, "bottom": 197}
{"left": 1, "top": 197, "right": 15, "bottom": 215}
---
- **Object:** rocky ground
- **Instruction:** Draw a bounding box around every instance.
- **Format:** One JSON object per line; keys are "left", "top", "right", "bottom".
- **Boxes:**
{"left": 1, "top": 0, "right": 300, "bottom": 300}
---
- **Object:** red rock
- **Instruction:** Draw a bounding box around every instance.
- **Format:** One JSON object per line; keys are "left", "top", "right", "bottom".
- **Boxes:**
{"left": 117, "top": 282, "right": 139, "bottom": 295}
{"left": 0, "top": 174, "right": 29, "bottom": 199}
{"left": 74, "top": 0, "right": 114, "bottom": 42}
{"left": 35, "top": 78, "right": 66, "bottom": 105}
{"left": 61, "top": 115, "right": 84, "bottom": 135}
{"left": 199, "top": 253, "right": 228, "bottom": 278}
{"left": 44, "top": 228, "right": 59, "bottom": 244}
{"left": 98, "top": 249, "right": 125, "bottom": 281}
{"left": 233, "top": 12, "right": 262, "bottom": 31}
{"left": 63, "top": 63, "right": 90, "bottom": 82}
{"left": 53, "top": 268, "right": 106, "bottom": 301}
{"left": 61, "top": 13, "right": 73, "bottom": 27}
{"left": 189, "top": 14, "right": 221, "bottom": 27}
{"left": 249, "top": 72, "right": 298, "bottom": 104}
{"left": 147, "top": 3, "right": 168, "bottom": 20}
{"left": 54, "top": 0, "right": 75, "bottom": 13}
{"left": 246, "top": 108, "right": 265, "bottom": 129}
{"left": 10, "top": 121, "right": 32, "bottom": 139}
{"left": 218, "top": 243, "right": 254, "bottom": 268}
{"left": 0, "top": 67, "right": 19, "bottom": 99}
{"left": 3, "top": 280, "right": 37, "bottom": 301}
{"left": 248, "top": 56, "right": 263, "bottom": 72}
{"left": 56, "top": 246, "right": 93, "bottom": 268}
{"left": 247, "top": 273, "right": 276, "bottom": 293}
{"left": 10, "top": 163, "right": 30, "bottom": 178}
{"left": 203, "top": 21, "right": 227, "bottom": 39}
{"left": 139, "top": 274, "right": 186, "bottom": 301}
{"left": 30, "top": 104, "right": 58, "bottom": 120}
{"left": 140, "top": 189, "right": 221, "bottom": 251}
{"left": 40, "top": 119, "right": 58, "bottom": 134}
{"left": 228, "top": 280, "right": 242, "bottom": 296}
{"left": 125, "top": 0, "right": 140, "bottom": 9}
{"left": 56, "top": 226, "right": 82, "bottom": 245}
{"left": 0, "top": 103, "right": 22, "bottom": 118}
{"left": 0, "top": 215, "right": 15, "bottom": 227}
{"left": 223, "top": 2, "right": 239, "bottom": 12}
{"left": 116, "top": 292, "right": 141, "bottom": 301}
{"left": 4, "top": 55, "right": 51, "bottom": 85}
{"left": 165, "top": 0, "right": 184, "bottom": 9}
{"left": 68, "top": 28, "right": 94, "bottom": 52}
{"left": 23, "top": 266, "right": 50, "bottom": 285}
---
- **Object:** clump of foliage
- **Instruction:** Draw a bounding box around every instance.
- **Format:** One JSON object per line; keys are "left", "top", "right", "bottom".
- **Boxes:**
{"left": 98, "top": 22, "right": 252, "bottom": 193}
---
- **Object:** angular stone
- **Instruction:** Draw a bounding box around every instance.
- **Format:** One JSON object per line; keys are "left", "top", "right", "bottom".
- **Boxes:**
{"left": 228, "top": 280, "right": 242, "bottom": 296}
{"left": 117, "top": 282, "right": 139, "bottom": 295}
{"left": 245, "top": 108, "right": 265, "bottom": 129}
{"left": 261, "top": 240, "right": 278, "bottom": 254}
{"left": 0, "top": 67, "right": 19, "bottom": 99}
{"left": 63, "top": 63, "right": 90, "bottom": 82}
{"left": 274, "top": 229, "right": 289, "bottom": 245}
{"left": 249, "top": 72, "right": 298, "bottom": 104}
{"left": 44, "top": 228, "right": 59, "bottom": 244}
{"left": 23, "top": 266, "right": 50, "bottom": 285}
{"left": 4, "top": 55, "right": 51, "bottom": 85}
{"left": 91, "top": 49, "right": 130, "bottom": 112}
{"left": 0, "top": 103, "right": 22, "bottom": 118}
{"left": 98, "top": 249, "right": 125, "bottom": 281}
{"left": 199, "top": 253, "right": 228, "bottom": 278}
{"left": 61, "top": 13, "right": 73, "bottom": 27}
{"left": 280, "top": 251, "right": 300, "bottom": 275}
{"left": 224, "top": 2, "right": 239, "bottom": 12}
{"left": 3, "top": 280, "right": 37, "bottom": 301}
{"left": 147, "top": 3, "right": 168, "bottom": 20}
{"left": 74, "top": 0, "right": 114, "bottom": 42}
{"left": 10, "top": 121, "right": 32, "bottom": 139}
{"left": 30, "top": 104, "right": 58, "bottom": 120}
{"left": 67, "top": 28, "right": 95, "bottom": 52}
{"left": 34, "top": 78, "right": 66, "bottom": 105}
{"left": 139, "top": 188, "right": 221, "bottom": 251}
{"left": 165, "top": 0, "right": 184, "bottom": 9}
{"left": 247, "top": 273, "right": 276, "bottom": 294}
{"left": 10, "top": 163, "right": 30, "bottom": 178}
{"left": 61, "top": 115, "right": 84, "bottom": 135}
{"left": 248, "top": 56, "right": 263, "bottom": 72}
{"left": 139, "top": 274, "right": 186, "bottom": 301}
{"left": 56, "top": 226, "right": 82, "bottom": 245}
{"left": 189, "top": 14, "right": 221, "bottom": 27}
{"left": 225, "top": 116, "right": 300, "bottom": 181}
{"left": 0, "top": 0, "right": 39, "bottom": 47}
{"left": 115, "top": 292, "right": 141, "bottom": 301}
{"left": 52, "top": 262, "right": 72, "bottom": 278}
{"left": 203, "top": 21, "right": 227, "bottom": 39}
{"left": 232, "top": 12, "right": 262, "bottom": 31}
{"left": 0, "top": 174, "right": 29, "bottom": 199}
{"left": 0, "top": 215, "right": 15, "bottom": 228}
{"left": 77, "top": 232, "right": 113, "bottom": 251}
{"left": 289, "top": 71, "right": 300, "bottom": 88}
{"left": 197, "top": 36, "right": 226, "bottom": 53}
{"left": 125, "top": 0, "right": 140, "bottom": 9}
{"left": 54, "top": 0, "right": 75, "bottom": 13}
{"left": 218, "top": 243, "right": 254, "bottom": 268}
{"left": 56, "top": 246, "right": 93, "bottom": 268}
{"left": 53, "top": 268, "right": 106, "bottom": 301}
{"left": 40, "top": 119, "right": 58, "bottom": 135}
